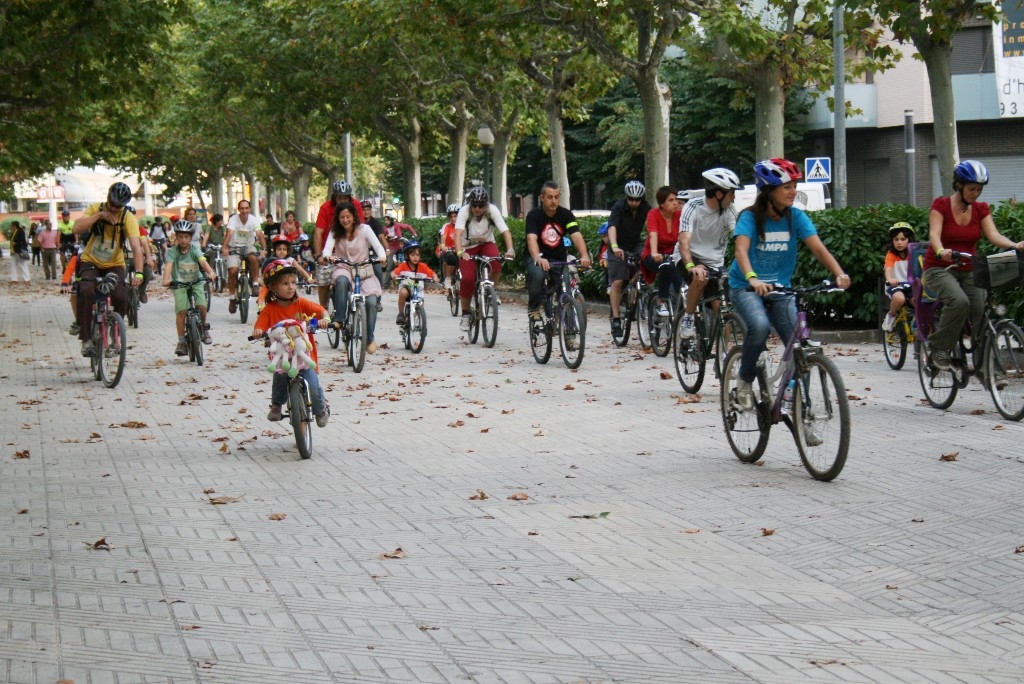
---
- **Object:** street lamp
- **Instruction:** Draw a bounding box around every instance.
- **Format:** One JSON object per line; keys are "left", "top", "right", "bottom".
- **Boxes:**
{"left": 477, "top": 124, "right": 494, "bottom": 199}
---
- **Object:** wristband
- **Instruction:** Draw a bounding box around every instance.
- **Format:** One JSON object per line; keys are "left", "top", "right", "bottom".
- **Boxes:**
{"left": 611, "top": 243, "right": 618, "bottom": 250}
{"left": 685, "top": 262, "right": 695, "bottom": 270}
{"left": 456, "top": 250, "right": 463, "bottom": 257}
{"left": 745, "top": 271, "right": 757, "bottom": 280}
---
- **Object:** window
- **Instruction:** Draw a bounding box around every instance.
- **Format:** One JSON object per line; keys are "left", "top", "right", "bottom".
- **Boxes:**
{"left": 952, "top": 26, "right": 994, "bottom": 75}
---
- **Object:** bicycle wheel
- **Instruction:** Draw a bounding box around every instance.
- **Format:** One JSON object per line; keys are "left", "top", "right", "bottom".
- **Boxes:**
{"left": 558, "top": 296, "right": 585, "bottom": 369}
{"left": 188, "top": 315, "right": 204, "bottom": 366}
{"left": 348, "top": 306, "right": 366, "bottom": 373}
{"left": 573, "top": 290, "right": 587, "bottom": 336}
{"left": 448, "top": 282, "right": 460, "bottom": 317}
{"left": 325, "top": 299, "right": 340, "bottom": 349}
{"left": 987, "top": 321, "right": 1024, "bottom": 421}
{"left": 289, "top": 379, "right": 313, "bottom": 460}
{"left": 409, "top": 304, "right": 427, "bottom": 354}
{"left": 238, "top": 278, "right": 251, "bottom": 324}
{"left": 216, "top": 262, "right": 227, "bottom": 292}
{"left": 481, "top": 285, "right": 499, "bottom": 348}
{"left": 793, "top": 355, "right": 850, "bottom": 481}
{"left": 529, "top": 312, "right": 552, "bottom": 364}
{"left": 204, "top": 280, "right": 213, "bottom": 314}
{"left": 99, "top": 312, "right": 127, "bottom": 389}
{"left": 468, "top": 296, "right": 481, "bottom": 344}
{"left": 715, "top": 312, "right": 745, "bottom": 380}
{"left": 720, "top": 348, "right": 770, "bottom": 463}
{"left": 126, "top": 286, "right": 139, "bottom": 329}
{"left": 882, "top": 319, "right": 908, "bottom": 371}
{"left": 674, "top": 310, "right": 705, "bottom": 394}
{"left": 917, "top": 339, "right": 958, "bottom": 409}
{"left": 650, "top": 297, "right": 672, "bottom": 357}
{"left": 90, "top": 321, "right": 102, "bottom": 380}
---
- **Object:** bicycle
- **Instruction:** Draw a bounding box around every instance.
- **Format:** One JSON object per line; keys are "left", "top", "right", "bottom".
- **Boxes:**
{"left": 250, "top": 319, "right": 325, "bottom": 460}
{"left": 170, "top": 279, "right": 210, "bottom": 367}
{"left": 396, "top": 273, "right": 433, "bottom": 354}
{"left": 205, "top": 244, "right": 228, "bottom": 293}
{"left": 329, "top": 257, "right": 376, "bottom": 373}
{"left": 441, "top": 249, "right": 462, "bottom": 317}
{"left": 151, "top": 238, "right": 167, "bottom": 275}
{"left": 720, "top": 281, "right": 851, "bottom": 481}
{"left": 230, "top": 247, "right": 252, "bottom": 324}
{"left": 881, "top": 288, "right": 915, "bottom": 371}
{"left": 125, "top": 270, "right": 141, "bottom": 329}
{"left": 643, "top": 258, "right": 680, "bottom": 356}
{"left": 82, "top": 273, "right": 128, "bottom": 389}
{"left": 611, "top": 254, "right": 643, "bottom": 347}
{"left": 914, "top": 249, "right": 1024, "bottom": 421}
{"left": 528, "top": 260, "right": 587, "bottom": 369}
{"left": 673, "top": 265, "right": 745, "bottom": 394}
{"left": 466, "top": 254, "right": 505, "bottom": 348}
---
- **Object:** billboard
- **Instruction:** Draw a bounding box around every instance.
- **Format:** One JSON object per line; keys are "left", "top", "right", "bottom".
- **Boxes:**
{"left": 995, "top": 1, "right": 1024, "bottom": 117}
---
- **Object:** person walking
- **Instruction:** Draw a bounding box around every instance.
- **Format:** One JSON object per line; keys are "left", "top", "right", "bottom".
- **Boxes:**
{"left": 8, "top": 221, "right": 31, "bottom": 284}
{"left": 38, "top": 219, "right": 61, "bottom": 280}
{"left": 30, "top": 222, "right": 42, "bottom": 266}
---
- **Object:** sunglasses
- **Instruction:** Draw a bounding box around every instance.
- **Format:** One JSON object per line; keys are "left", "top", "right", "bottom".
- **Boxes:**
{"left": 470, "top": 202, "right": 487, "bottom": 209}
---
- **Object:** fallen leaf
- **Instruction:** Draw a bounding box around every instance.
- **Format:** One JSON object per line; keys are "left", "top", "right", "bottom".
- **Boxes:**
{"left": 567, "top": 575, "right": 583, "bottom": 582}
{"left": 418, "top": 625, "right": 439, "bottom": 631}
{"left": 1016, "top": 546, "right": 1024, "bottom": 554}
{"left": 507, "top": 492, "right": 529, "bottom": 501}
{"left": 218, "top": 443, "right": 229, "bottom": 453}
{"left": 208, "top": 495, "right": 244, "bottom": 505}
{"left": 659, "top": 371, "right": 672, "bottom": 380}
{"left": 501, "top": 409, "right": 515, "bottom": 414}
{"left": 13, "top": 449, "right": 29, "bottom": 459}
{"left": 347, "top": 446, "right": 364, "bottom": 452}
{"left": 994, "top": 425, "right": 1006, "bottom": 430}
{"left": 211, "top": 436, "right": 228, "bottom": 442}
{"left": 970, "top": 409, "right": 986, "bottom": 415}
{"left": 448, "top": 420, "right": 465, "bottom": 428}
{"left": 480, "top": 427, "right": 491, "bottom": 433}
{"left": 682, "top": 528, "right": 700, "bottom": 534}
{"left": 181, "top": 625, "right": 201, "bottom": 631}
{"left": 379, "top": 547, "right": 406, "bottom": 559}
{"left": 911, "top": 518, "right": 924, "bottom": 523}
{"left": 939, "top": 452, "right": 959, "bottom": 462}
{"left": 563, "top": 384, "right": 575, "bottom": 390}
{"left": 225, "top": 537, "right": 239, "bottom": 542}
{"left": 109, "top": 421, "right": 148, "bottom": 429}
{"left": 85, "top": 537, "right": 113, "bottom": 550}
{"left": 527, "top": 530, "right": 538, "bottom": 536}
{"left": 570, "top": 511, "right": 610, "bottom": 519}
{"left": 268, "top": 513, "right": 287, "bottom": 521}
{"left": 202, "top": 488, "right": 215, "bottom": 494}
{"left": 468, "top": 490, "right": 489, "bottom": 500}
{"left": 17, "top": 509, "right": 28, "bottom": 514}
{"left": 885, "top": 584, "right": 898, "bottom": 590}
{"left": 761, "top": 528, "right": 775, "bottom": 536}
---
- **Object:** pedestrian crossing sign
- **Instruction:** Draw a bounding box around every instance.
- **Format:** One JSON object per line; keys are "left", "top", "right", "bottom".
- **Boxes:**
{"left": 804, "top": 157, "right": 831, "bottom": 183}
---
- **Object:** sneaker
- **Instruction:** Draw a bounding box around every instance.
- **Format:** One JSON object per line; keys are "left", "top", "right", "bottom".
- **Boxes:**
{"left": 315, "top": 406, "right": 330, "bottom": 428}
{"left": 735, "top": 380, "right": 755, "bottom": 411}
{"left": 228, "top": 298, "right": 237, "bottom": 314}
{"left": 175, "top": 341, "right": 188, "bottom": 356}
{"left": 528, "top": 309, "right": 543, "bottom": 322}
{"left": 267, "top": 404, "right": 283, "bottom": 421}
{"left": 656, "top": 301, "right": 670, "bottom": 317}
{"left": 930, "top": 347, "right": 952, "bottom": 371}
{"left": 376, "top": 300, "right": 383, "bottom": 313}
{"left": 460, "top": 315, "right": 470, "bottom": 331}
{"left": 611, "top": 318, "right": 623, "bottom": 338}
{"left": 203, "top": 331, "right": 213, "bottom": 345}
{"left": 803, "top": 424, "right": 824, "bottom": 447}
{"left": 69, "top": 322, "right": 80, "bottom": 336}
{"left": 680, "top": 314, "right": 696, "bottom": 338}
{"left": 139, "top": 290, "right": 148, "bottom": 304}
{"left": 882, "top": 313, "right": 895, "bottom": 332}
{"left": 366, "top": 341, "right": 378, "bottom": 354}
{"left": 80, "top": 339, "right": 95, "bottom": 357}
{"left": 396, "top": 313, "right": 407, "bottom": 326}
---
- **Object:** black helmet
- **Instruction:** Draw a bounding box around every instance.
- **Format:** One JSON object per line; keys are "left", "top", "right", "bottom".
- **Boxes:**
{"left": 107, "top": 182, "right": 132, "bottom": 207}
{"left": 332, "top": 180, "right": 353, "bottom": 197}
{"left": 467, "top": 187, "right": 489, "bottom": 205}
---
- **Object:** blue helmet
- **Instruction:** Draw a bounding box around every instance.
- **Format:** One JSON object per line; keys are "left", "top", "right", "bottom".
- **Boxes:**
{"left": 953, "top": 160, "right": 988, "bottom": 185}
{"left": 598, "top": 221, "right": 609, "bottom": 235}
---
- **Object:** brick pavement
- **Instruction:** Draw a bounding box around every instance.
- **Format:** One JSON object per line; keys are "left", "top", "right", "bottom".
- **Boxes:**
{"left": 2, "top": 277, "right": 1024, "bottom": 683}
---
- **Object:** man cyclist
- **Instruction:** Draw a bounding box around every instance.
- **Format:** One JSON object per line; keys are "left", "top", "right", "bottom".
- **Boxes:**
{"left": 674, "top": 167, "right": 742, "bottom": 338}
{"left": 222, "top": 199, "right": 266, "bottom": 314}
{"left": 71, "top": 182, "right": 145, "bottom": 357}
{"left": 607, "top": 180, "right": 651, "bottom": 338}
{"left": 312, "top": 180, "right": 366, "bottom": 307}
{"left": 525, "top": 181, "right": 591, "bottom": 321}
{"left": 149, "top": 217, "right": 168, "bottom": 273}
{"left": 57, "top": 209, "right": 76, "bottom": 270}
{"left": 454, "top": 187, "right": 514, "bottom": 332}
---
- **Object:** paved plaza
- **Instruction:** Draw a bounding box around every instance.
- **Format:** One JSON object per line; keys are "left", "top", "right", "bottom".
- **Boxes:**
{"left": 2, "top": 277, "right": 1024, "bottom": 684}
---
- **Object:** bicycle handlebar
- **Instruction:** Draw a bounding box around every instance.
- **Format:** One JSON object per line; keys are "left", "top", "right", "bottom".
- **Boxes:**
{"left": 748, "top": 280, "right": 845, "bottom": 296}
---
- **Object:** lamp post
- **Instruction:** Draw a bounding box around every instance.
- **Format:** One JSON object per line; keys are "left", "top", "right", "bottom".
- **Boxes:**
{"left": 477, "top": 124, "right": 494, "bottom": 199}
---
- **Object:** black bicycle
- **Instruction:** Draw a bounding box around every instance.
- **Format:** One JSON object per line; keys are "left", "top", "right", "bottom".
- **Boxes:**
{"left": 126, "top": 270, "right": 141, "bottom": 329}
{"left": 466, "top": 254, "right": 505, "bottom": 348}
{"left": 673, "top": 265, "right": 745, "bottom": 394}
{"left": 528, "top": 260, "right": 587, "bottom": 369}
{"left": 611, "top": 253, "right": 643, "bottom": 347}
{"left": 171, "top": 279, "right": 210, "bottom": 367}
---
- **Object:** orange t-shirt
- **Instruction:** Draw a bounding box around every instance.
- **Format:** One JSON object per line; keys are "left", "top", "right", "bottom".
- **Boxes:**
{"left": 61, "top": 255, "right": 79, "bottom": 285}
{"left": 392, "top": 261, "right": 437, "bottom": 280}
{"left": 253, "top": 298, "right": 328, "bottom": 367}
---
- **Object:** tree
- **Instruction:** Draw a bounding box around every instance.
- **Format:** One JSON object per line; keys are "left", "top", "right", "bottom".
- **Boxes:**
{"left": 854, "top": 0, "right": 1000, "bottom": 191}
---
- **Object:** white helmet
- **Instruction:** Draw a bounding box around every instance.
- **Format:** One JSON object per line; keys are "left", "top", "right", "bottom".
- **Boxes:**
{"left": 702, "top": 167, "right": 742, "bottom": 192}
{"left": 624, "top": 180, "right": 645, "bottom": 199}
{"left": 446, "top": 203, "right": 461, "bottom": 214}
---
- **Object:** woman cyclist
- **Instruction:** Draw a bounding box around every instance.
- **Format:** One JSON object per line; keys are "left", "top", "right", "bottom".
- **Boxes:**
{"left": 923, "top": 160, "right": 1024, "bottom": 371}
{"left": 729, "top": 158, "right": 851, "bottom": 410}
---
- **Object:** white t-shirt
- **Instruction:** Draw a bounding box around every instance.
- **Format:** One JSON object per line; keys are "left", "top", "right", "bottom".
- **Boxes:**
{"left": 455, "top": 203, "right": 509, "bottom": 246}
{"left": 673, "top": 198, "right": 736, "bottom": 269}
{"left": 226, "top": 213, "right": 262, "bottom": 249}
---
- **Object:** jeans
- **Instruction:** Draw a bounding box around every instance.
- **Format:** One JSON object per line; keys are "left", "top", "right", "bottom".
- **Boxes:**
{"left": 271, "top": 368, "right": 325, "bottom": 417}
{"left": 332, "top": 275, "right": 379, "bottom": 342}
{"left": 642, "top": 256, "right": 683, "bottom": 302}
{"left": 732, "top": 289, "right": 797, "bottom": 383}
{"left": 526, "top": 261, "right": 567, "bottom": 311}
{"left": 923, "top": 267, "right": 984, "bottom": 352}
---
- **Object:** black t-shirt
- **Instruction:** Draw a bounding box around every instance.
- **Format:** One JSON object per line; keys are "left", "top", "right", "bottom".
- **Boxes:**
{"left": 608, "top": 198, "right": 650, "bottom": 250}
{"left": 525, "top": 206, "right": 579, "bottom": 262}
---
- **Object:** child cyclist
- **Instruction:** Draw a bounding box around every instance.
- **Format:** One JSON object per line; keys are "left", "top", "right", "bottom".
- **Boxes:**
{"left": 882, "top": 222, "right": 914, "bottom": 332}
{"left": 252, "top": 260, "right": 330, "bottom": 426}
{"left": 162, "top": 220, "right": 218, "bottom": 356}
{"left": 392, "top": 242, "right": 437, "bottom": 325}
{"left": 257, "top": 235, "right": 313, "bottom": 310}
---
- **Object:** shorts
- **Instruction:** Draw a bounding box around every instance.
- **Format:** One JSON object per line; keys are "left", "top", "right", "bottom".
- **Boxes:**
{"left": 226, "top": 245, "right": 258, "bottom": 269}
{"left": 606, "top": 245, "right": 643, "bottom": 283}
{"left": 173, "top": 283, "right": 208, "bottom": 312}
{"left": 316, "top": 264, "right": 335, "bottom": 286}
{"left": 885, "top": 284, "right": 912, "bottom": 300}
{"left": 679, "top": 256, "right": 724, "bottom": 292}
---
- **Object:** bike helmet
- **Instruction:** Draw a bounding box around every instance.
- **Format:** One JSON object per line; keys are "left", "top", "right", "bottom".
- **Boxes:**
{"left": 262, "top": 259, "right": 298, "bottom": 283}
{"left": 676, "top": 189, "right": 695, "bottom": 201}
{"left": 383, "top": 211, "right": 396, "bottom": 222}
{"left": 173, "top": 219, "right": 195, "bottom": 234}
{"left": 360, "top": 198, "right": 372, "bottom": 208}
{"left": 702, "top": 167, "right": 742, "bottom": 192}
{"left": 953, "top": 160, "right": 989, "bottom": 185}
{"left": 753, "top": 158, "right": 802, "bottom": 189}
{"left": 889, "top": 221, "right": 915, "bottom": 239}
{"left": 126, "top": 205, "right": 137, "bottom": 215}
{"left": 332, "top": 180, "right": 353, "bottom": 197}
{"left": 61, "top": 209, "right": 70, "bottom": 217}
{"left": 467, "top": 187, "right": 489, "bottom": 205}
{"left": 107, "top": 182, "right": 132, "bottom": 206}
{"left": 402, "top": 241, "right": 421, "bottom": 256}
{"left": 446, "top": 203, "right": 461, "bottom": 214}
{"left": 624, "top": 180, "right": 645, "bottom": 199}
{"left": 298, "top": 233, "right": 309, "bottom": 242}
{"left": 270, "top": 234, "right": 293, "bottom": 249}
{"left": 598, "top": 221, "right": 609, "bottom": 235}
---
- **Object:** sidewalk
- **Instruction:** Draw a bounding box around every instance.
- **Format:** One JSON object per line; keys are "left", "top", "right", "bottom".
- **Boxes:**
{"left": 2, "top": 280, "right": 1024, "bottom": 683}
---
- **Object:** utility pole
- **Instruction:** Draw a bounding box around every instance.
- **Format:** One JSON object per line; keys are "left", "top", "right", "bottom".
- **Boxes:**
{"left": 833, "top": 0, "right": 847, "bottom": 209}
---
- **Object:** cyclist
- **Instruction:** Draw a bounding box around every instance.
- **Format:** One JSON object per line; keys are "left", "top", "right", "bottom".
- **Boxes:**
{"left": 360, "top": 198, "right": 388, "bottom": 289}
{"left": 162, "top": 220, "right": 217, "bottom": 356}
{"left": 454, "top": 187, "right": 514, "bottom": 332}
{"left": 257, "top": 235, "right": 313, "bottom": 310}
{"left": 391, "top": 242, "right": 438, "bottom": 326}
{"left": 71, "top": 182, "right": 145, "bottom": 357}
{"left": 607, "top": 180, "right": 651, "bottom": 338}
{"left": 183, "top": 207, "right": 203, "bottom": 249}
{"left": 597, "top": 222, "right": 611, "bottom": 294}
{"left": 640, "top": 186, "right": 683, "bottom": 317}
{"left": 136, "top": 223, "right": 155, "bottom": 304}
{"left": 436, "top": 203, "right": 460, "bottom": 288}
{"left": 201, "top": 213, "right": 226, "bottom": 255}
{"left": 150, "top": 217, "right": 167, "bottom": 270}
{"left": 525, "top": 181, "right": 592, "bottom": 321}
{"left": 279, "top": 210, "right": 304, "bottom": 243}
{"left": 222, "top": 199, "right": 266, "bottom": 315}
{"left": 61, "top": 243, "right": 84, "bottom": 335}
{"left": 675, "top": 167, "right": 743, "bottom": 338}
{"left": 57, "top": 209, "right": 76, "bottom": 269}
{"left": 729, "top": 158, "right": 851, "bottom": 411}
{"left": 923, "top": 160, "right": 1024, "bottom": 370}
{"left": 320, "top": 202, "right": 387, "bottom": 354}
{"left": 882, "top": 222, "right": 914, "bottom": 332}
{"left": 252, "top": 260, "right": 330, "bottom": 427}
{"left": 382, "top": 211, "right": 418, "bottom": 254}
{"left": 313, "top": 180, "right": 366, "bottom": 307}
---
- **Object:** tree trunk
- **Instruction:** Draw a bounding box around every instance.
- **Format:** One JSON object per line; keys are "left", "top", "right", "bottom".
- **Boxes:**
{"left": 493, "top": 130, "right": 511, "bottom": 216}
{"left": 210, "top": 168, "right": 223, "bottom": 215}
{"left": 753, "top": 65, "right": 786, "bottom": 159}
{"left": 545, "top": 95, "right": 570, "bottom": 208}
{"left": 921, "top": 43, "right": 958, "bottom": 194}
{"left": 637, "top": 68, "right": 672, "bottom": 200}
{"left": 290, "top": 165, "right": 312, "bottom": 224}
{"left": 446, "top": 111, "right": 471, "bottom": 207}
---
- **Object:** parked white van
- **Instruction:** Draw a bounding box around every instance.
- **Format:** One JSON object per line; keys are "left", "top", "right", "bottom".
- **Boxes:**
{"left": 683, "top": 183, "right": 831, "bottom": 212}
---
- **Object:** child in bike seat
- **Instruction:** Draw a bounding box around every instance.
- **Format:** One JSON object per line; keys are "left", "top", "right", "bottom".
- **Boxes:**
{"left": 163, "top": 220, "right": 218, "bottom": 356}
{"left": 882, "top": 222, "right": 914, "bottom": 332}
{"left": 597, "top": 222, "right": 611, "bottom": 295}
{"left": 391, "top": 242, "right": 437, "bottom": 326}
{"left": 257, "top": 235, "right": 313, "bottom": 311}
{"left": 252, "top": 260, "right": 330, "bottom": 426}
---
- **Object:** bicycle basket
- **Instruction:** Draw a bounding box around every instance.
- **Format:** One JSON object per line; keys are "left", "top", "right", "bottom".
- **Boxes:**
{"left": 972, "top": 250, "right": 1024, "bottom": 289}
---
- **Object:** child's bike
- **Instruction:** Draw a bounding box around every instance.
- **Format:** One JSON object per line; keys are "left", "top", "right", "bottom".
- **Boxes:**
{"left": 397, "top": 273, "right": 433, "bottom": 353}
{"left": 171, "top": 279, "right": 210, "bottom": 367}
{"left": 720, "top": 281, "right": 851, "bottom": 481}
{"left": 882, "top": 291, "right": 915, "bottom": 371}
